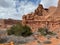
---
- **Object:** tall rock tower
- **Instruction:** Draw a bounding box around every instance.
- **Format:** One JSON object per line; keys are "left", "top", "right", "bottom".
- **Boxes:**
{"left": 54, "top": 0, "right": 60, "bottom": 16}
{"left": 46, "top": 0, "right": 60, "bottom": 20}
{"left": 57, "top": 0, "right": 60, "bottom": 9}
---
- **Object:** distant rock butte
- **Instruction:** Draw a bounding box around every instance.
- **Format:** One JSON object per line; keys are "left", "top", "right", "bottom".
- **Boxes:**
{"left": 0, "top": 19, "right": 21, "bottom": 30}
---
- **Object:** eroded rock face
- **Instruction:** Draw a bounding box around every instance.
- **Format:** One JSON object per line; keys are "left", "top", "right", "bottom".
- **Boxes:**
{"left": 53, "top": 0, "right": 60, "bottom": 16}
{"left": 22, "top": 4, "right": 48, "bottom": 20}
{"left": 21, "top": 1, "right": 60, "bottom": 45}
{"left": 57, "top": 0, "right": 60, "bottom": 9}
{"left": 46, "top": 0, "right": 60, "bottom": 20}
{"left": 49, "top": 6, "right": 57, "bottom": 14}
{"left": 22, "top": 1, "right": 60, "bottom": 32}
{"left": 22, "top": 4, "right": 49, "bottom": 32}
{"left": 34, "top": 4, "right": 43, "bottom": 16}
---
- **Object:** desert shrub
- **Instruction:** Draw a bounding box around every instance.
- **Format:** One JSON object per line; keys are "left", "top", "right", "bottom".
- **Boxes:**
{"left": 7, "top": 23, "right": 32, "bottom": 37}
{"left": 38, "top": 28, "right": 48, "bottom": 36}
{"left": 38, "top": 27, "right": 56, "bottom": 36}
{"left": 21, "top": 25, "right": 32, "bottom": 37}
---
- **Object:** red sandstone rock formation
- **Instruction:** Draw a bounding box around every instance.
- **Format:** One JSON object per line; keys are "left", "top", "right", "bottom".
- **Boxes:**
{"left": 22, "top": 0, "right": 60, "bottom": 32}
{"left": 22, "top": 4, "right": 49, "bottom": 32}
{"left": 22, "top": 0, "right": 60, "bottom": 45}
{"left": 49, "top": 6, "right": 57, "bottom": 14}
{"left": 34, "top": 4, "right": 43, "bottom": 16}
{"left": 54, "top": 0, "right": 60, "bottom": 16}
{"left": 46, "top": 0, "right": 60, "bottom": 20}
{"left": 22, "top": 4, "right": 48, "bottom": 21}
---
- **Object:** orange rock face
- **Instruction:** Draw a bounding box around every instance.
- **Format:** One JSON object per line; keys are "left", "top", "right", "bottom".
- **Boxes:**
{"left": 22, "top": 0, "right": 60, "bottom": 32}
{"left": 22, "top": 0, "right": 60, "bottom": 45}
{"left": 22, "top": 4, "right": 49, "bottom": 32}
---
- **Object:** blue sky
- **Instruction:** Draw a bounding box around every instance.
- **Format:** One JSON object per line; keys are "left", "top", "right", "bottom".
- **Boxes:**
{"left": 0, "top": 0, "right": 58, "bottom": 20}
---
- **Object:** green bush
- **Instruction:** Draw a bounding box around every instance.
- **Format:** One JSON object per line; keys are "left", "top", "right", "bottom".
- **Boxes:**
{"left": 38, "top": 27, "right": 56, "bottom": 36}
{"left": 21, "top": 25, "right": 32, "bottom": 37}
{"left": 7, "top": 23, "right": 32, "bottom": 37}
{"left": 38, "top": 28, "right": 48, "bottom": 36}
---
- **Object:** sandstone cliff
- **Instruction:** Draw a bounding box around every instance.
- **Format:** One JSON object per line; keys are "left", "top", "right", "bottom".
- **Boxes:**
{"left": 22, "top": 4, "right": 49, "bottom": 21}
{"left": 46, "top": 0, "right": 60, "bottom": 21}
{"left": 22, "top": 0, "right": 60, "bottom": 31}
{"left": 49, "top": 6, "right": 57, "bottom": 14}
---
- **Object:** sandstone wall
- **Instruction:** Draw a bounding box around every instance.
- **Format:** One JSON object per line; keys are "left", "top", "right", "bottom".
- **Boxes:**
{"left": 22, "top": 2, "right": 60, "bottom": 32}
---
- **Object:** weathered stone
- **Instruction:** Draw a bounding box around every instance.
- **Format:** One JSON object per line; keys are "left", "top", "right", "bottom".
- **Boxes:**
{"left": 22, "top": 0, "right": 60, "bottom": 33}
{"left": 34, "top": 4, "right": 43, "bottom": 16}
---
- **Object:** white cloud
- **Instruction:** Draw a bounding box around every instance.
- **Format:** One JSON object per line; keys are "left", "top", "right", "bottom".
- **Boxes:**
{"left": 0, "top": 0, "right": 59, "bottom": 20}
{"left": 40, "top": 0, "right": 58, "bottom": 8}
{"left": 18, "top": 1, "right": 37, "bottom": 19}
{"left": 0, "top": 0, "right": 37, "bottom": 20}
{"left": 0, "top": 0, "right": 10, "bottom": 8}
